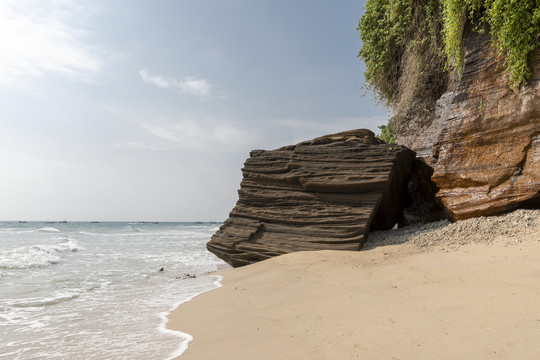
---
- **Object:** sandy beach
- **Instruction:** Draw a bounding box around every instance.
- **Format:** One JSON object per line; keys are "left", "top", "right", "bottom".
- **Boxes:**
{"left": 168, "top": 209, "right": 540, "bottom": 359}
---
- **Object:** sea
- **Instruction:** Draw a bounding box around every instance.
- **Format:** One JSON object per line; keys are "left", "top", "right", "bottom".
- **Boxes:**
{"left": 0, "top": 221, "right": 229, "bottom": 360}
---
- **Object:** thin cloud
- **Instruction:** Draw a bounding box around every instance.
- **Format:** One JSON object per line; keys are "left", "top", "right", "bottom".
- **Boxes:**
{"left": 0, "top": 1, "right": 102, "bottom": 90}
{"left": 140, "top": 119, "right": 257, "bottom": 151}
{"left": 177, "top": 77, "right": 211, "bottom": 97}
{"left": 137, "top": 115, "right": 388, "bottom": 156}
{"left": 138, "top": 70, "right": 170, "bottom": 89}
{"left": 139, "top": 69, "right": 211, "bottom": 97}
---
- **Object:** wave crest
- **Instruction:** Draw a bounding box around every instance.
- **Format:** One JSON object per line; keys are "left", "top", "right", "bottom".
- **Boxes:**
{"left": 8, "top": 291, "right": 81, "bottom": 308}
{"left": 0, "top": 238, "right": 82, "bottom": 269}
{"left": 37, "top": 227, "right": 60, "bottom": 233}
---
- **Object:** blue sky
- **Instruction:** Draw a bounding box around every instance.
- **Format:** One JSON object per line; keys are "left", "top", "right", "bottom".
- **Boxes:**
{"left": 0, "top": 0, "right": 389, "bottom": 221}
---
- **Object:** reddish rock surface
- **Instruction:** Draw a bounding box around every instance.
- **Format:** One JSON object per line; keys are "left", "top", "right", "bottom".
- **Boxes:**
{"left": 430, "top": 30, "right": 540, "bottom": 220}
{"left": 207, "top": 130, "right": 417, "bottom": 267}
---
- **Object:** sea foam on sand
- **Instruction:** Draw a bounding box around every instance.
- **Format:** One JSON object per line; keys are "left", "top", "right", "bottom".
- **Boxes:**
{"left": 168, "top": 209, "right": 540, "bottom": 360}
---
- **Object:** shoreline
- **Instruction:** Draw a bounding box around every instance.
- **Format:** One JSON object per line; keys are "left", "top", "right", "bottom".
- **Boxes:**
{"left": 162, "top": 275, "right": 225, "bottom": 360}
{"left": 167, "top": 209, "right": 540, "bottom": 359}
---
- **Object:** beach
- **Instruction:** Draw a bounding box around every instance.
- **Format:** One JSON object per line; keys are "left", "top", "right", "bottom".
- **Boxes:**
{"left": 168, "top": 209, "right": 540, "bottom": 359}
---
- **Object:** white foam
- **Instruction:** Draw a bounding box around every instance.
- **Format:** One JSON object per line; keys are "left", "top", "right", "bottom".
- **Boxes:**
{"left": 15, "top": 227, "right": 60, "bottom": 234}
{"left": 0, "top": 238, "right": 82, "bottom": 269}
{"left": 0, "top": 307, "right": 27, "bottom": 324}
{"left": 127, "top": 225, "right": 144, "bottom": 232}
{"left": 37, "top": 227, "right": 60, "bottom": 233}
{"left": 160, "top": 275, "right": 223, "bottom": 360}
{"left": 0, "top": 246, "right": 61, "bottom": 269}
{"left": 53, "top": 237, "right": 82, "bottom": 253}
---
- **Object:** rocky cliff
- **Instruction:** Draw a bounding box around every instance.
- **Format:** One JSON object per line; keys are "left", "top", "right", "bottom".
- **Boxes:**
{"left": 397, "top": 27, "right": 540, "bottom": 220}
{"left": 207, "top": 130, "right": 422, "bottom": 267}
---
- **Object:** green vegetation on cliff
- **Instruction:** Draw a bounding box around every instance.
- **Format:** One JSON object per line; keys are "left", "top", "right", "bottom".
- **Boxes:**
{"left": 358, "top": 0, "right": 540, "bottom": 104}
{"left": 377, "top": 116, "right": 396, "bottom": 144}
{"left": 358, "top": 0, "right": 447, "bottom": 133}
{"left": 443, "top": 0, "right": 540, "bottom": 88}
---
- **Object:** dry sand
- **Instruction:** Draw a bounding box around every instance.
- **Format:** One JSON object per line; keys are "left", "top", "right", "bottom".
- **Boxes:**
{"left": 168, "top": 209, "right": 540, "bottom": 359}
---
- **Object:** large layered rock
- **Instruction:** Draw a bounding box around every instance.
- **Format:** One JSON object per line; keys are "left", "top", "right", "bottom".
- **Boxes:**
{"left": 397, "top": 27, "right": 540, "bottom": 220}
{"left": 432, "top": 31, "right": 540, "bottom": 220}
{"left": 208, "top": 130, "right": 417, "bottom": 267}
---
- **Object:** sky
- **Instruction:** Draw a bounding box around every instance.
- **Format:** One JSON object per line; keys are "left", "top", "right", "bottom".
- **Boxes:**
{"left": 0, "top": 0, "right": 389, "bottom": 222}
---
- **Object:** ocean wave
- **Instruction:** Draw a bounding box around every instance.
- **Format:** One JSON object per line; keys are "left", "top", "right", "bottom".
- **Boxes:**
{"left": 0, "top": 238, "right": 82, "bottom": 269}
{"left": 37, "top": 227, "right": 60, "bottom": 233}
{"left": 7, "top": 291, "right": 81, "bottom": 308}
{"left": 0, "top": 227, "right": 60, "bottom": 235}
{"left": 127, "top": 225, "right": 144, "bottom": 232}
{"left": 12, "top": 227, "right": 61, "bottom": 234}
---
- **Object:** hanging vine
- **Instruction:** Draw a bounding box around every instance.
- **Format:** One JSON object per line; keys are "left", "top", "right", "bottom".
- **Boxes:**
{"left": 442, "top": 0, "right": 540, "bottom": 88}
{"left": 359, "top": 0, "right": 540, "bottom": 105}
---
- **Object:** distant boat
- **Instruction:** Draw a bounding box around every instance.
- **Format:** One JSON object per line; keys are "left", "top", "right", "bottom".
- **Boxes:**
{"left": 18, "top": 221, "right": 27, "bottom": 223}
{"left": 91, "top": 221, "right": 99, "bottom": 224}
{"left": 59, "top": 221, "right": 68, "bottom": 224}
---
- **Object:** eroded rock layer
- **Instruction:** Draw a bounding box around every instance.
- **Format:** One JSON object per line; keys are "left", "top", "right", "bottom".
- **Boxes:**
{"left": 431, "top": 30, "right": 540, "bottom": 220}
{"left": 395, "top": 24, "right": 540, "bottom": 221}
{"left": 208, "top": 130, "right": 416, "bottom": 267}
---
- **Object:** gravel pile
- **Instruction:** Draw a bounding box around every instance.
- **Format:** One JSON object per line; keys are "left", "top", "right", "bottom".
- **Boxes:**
{"left": 365, "top": 209, "right": 540, "bottom": 251}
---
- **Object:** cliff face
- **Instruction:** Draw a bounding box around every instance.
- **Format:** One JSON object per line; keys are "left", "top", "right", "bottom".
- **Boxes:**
{"left": 397, "top": 28, "right": 540, "bottom": 220}
{"left": 207, "top": 130, "right": 418, "bottom": 267}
